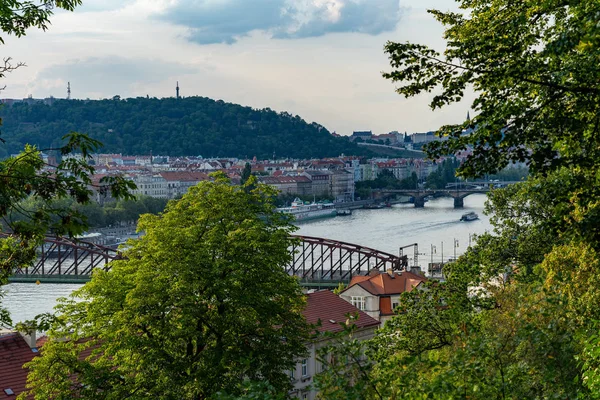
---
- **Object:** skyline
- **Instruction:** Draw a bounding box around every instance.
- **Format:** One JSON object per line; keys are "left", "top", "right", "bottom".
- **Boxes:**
{"left": 1, "top": 0, "right": 471, "bottom": 136}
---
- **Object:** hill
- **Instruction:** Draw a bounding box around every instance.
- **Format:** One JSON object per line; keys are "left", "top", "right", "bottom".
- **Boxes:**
{"left": 0, "top": 97, "right": 372, "bottom": 159}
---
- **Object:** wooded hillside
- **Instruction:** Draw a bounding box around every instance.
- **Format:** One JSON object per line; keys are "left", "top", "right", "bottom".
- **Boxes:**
{"left": 0, "top": 96, "right": 370, "bottom": 159}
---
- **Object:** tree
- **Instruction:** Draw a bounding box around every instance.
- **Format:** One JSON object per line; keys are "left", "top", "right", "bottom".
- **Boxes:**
{"left": 241, "top": 162, "right": 252, "bottom": 184}
{"left": 23, "top": 173, "right": 310, "bottom": 399}
{"left": 383, "top": 0, "right": 600, "bottom": 179}
{"left": 316, "top": 0, "right": 600, "bottom": 397}
{"left": 0, "top": 0, "right": 136, "bottom": 328}
{"left": 0, "top": 135, "right": 135, "bottom": 326}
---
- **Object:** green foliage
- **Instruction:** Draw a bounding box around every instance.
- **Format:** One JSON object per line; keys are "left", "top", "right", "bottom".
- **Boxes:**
{"left": 383, "top": 0, "right": 600, "bottom": 178}
{"left": 316, "top": 1, "right": 600, "bottom": 397}
{"left": 0, "top": 1, "right": 81, "bottom": 44}
{"left": 355, "top": 170, "right": 418, "bottom": 199}
{"left": 0, "top": 97, "right": 372, "bottom": 159}
{"left": 0, "top": 134, "right": 135, "bottom": 326}
{"left": 425, "top": 157, "right": 460, "bottom": 189}
{"left": 241, "top": 162, "right": 252, "bottom": 185}
{"left": 23, "top": 173, "right": 310, "bottom": 399}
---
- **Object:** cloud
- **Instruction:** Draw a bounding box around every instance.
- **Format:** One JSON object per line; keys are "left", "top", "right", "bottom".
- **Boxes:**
{"left": 29, "top": 57, "right": 198, "bottom": 99}
{"left": 156, "top": 0, "right": 402, "bottom": 45}
{"left": 76, "top": 0, "right": 136, "bottom": 12}
{"left": 279, "top": 0, "right": 402, "bottom": 38}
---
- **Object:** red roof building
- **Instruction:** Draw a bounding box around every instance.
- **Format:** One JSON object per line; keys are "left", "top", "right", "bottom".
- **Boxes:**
{"left": 0, "top": 333, "right": 38, "bottom": 399}
{"left": 340, "top": 269, "right": 427, "bottom": 323}
{"left": 303, "top": 290, "right": 380, "bottom": 334}
{"left": 290, "top": 290, "right": 380, "bottom": 399}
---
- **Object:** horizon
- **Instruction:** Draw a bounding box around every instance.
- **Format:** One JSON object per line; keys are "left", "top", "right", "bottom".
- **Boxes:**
{"left": 1, "top": 0, "right": 471, "bottom": 136}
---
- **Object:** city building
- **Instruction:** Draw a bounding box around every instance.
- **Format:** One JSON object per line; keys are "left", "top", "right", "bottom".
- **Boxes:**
{"left": 339, "top": 269, "right": 427, "bottom": 324}
{"left": 350, "top": 131, "right": 373, "bottom": 142}
{"left": 129, "top": 173, "right": 168, "bottom": 198}
{"left": 259, "top": 176, "right": 312, "bottom": 196}
{"left": 159, "top": 171, "right": 210, "bottom": 199}
{"left": 290, "top": 290, "right": 380, "bottom": 399}
{"left": 330, "top": 170, "right": 354, "bottom": 202}
{"left": 301, "top": 170, "right": 332, "bottom": 197}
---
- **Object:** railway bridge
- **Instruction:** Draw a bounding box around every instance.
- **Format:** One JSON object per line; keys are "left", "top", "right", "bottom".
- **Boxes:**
{"left": 8, "top": 235, "right": 407, "bottom": 287}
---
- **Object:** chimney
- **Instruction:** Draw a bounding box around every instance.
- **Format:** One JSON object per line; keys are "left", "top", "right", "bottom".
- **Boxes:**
{"left": 386, "top": 268, "right": 395, "bottom": 278}
{"left": 368, "top": 268, "right": 380, "bottom": 277}
{"left": 20, "top": 330, "right": 37, "bottom": 349}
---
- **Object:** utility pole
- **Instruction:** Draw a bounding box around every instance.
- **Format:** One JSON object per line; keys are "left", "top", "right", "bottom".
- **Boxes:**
{"left": 454, "top": 238, "right": 459, "bottom": 260}
{"left": 399, "top": 243, "right": 418, "bottom": 271}
{"left": 441, "top": 241, "right": 444, "bottom": 268}
{"left": 430, "top": 244, "right": 436, "bottom": 274}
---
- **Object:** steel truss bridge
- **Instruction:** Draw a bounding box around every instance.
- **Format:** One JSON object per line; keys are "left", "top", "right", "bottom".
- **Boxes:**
{"left": 8, "top": 235, "right": 405, "bottom": 286}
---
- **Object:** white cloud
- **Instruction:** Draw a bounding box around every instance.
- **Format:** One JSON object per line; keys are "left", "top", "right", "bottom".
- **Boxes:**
{"left": 156, "top": 0, "right": 402, "bottom": 44}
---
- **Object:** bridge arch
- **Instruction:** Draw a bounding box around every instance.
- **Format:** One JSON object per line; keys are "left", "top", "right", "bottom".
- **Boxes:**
{"left": 9, "top": 235, "right": 404, "bottom": 285}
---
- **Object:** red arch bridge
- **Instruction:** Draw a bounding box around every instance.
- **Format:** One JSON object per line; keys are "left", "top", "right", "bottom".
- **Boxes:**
{"left": 8, "top": 235, "right": 407, "bottom": 286}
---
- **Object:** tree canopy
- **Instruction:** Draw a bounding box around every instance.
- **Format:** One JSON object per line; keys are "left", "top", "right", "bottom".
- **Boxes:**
{"left": 0, "top": 0, "right": 136, "bottom": 327}
{"left": 23, "top": 174, "right": 310, "bottom": 399}
{"left": 315, "top": 0, "right": 600, "bottom": 398}
{"left": 0, "top": 97, "right": 372, "bottom": 159}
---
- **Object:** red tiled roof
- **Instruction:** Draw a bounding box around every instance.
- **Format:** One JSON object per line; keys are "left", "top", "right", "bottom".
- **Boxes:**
{"left": 346, "top": 271, "right": 426, "bottom": 296}
{"left": 159, "top": 171, "right": 209, "bottom": 182}
{"left": 304, "top": 290, "right": 379, "bottom": 334}
{"left": 0, "top": 333, "right": 37, "bottom": 399}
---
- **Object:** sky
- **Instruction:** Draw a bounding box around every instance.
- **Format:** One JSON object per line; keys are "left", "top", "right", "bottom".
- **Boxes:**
{"left": 1, "top": 0, "right": 471, "bottom": 135}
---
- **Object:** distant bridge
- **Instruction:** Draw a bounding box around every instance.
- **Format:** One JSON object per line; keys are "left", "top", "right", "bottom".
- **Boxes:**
{"left": 376, "top": 180, "right": 521, "bottom": 208}
{"left": 8, "top": 235, "right": 405, "bottom": 286}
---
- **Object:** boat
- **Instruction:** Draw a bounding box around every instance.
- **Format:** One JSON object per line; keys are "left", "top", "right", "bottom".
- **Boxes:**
{"left": 364, "top": 203, "right": 385, "bottom": 209}
{"left": 336, "top": 209, "right": 352, "bottom": 216}
{"left": 276, "top": 198, "right": 337, "bottom": 222}
{"left": 460, "top": 211, "right": 479, "bottom": 221}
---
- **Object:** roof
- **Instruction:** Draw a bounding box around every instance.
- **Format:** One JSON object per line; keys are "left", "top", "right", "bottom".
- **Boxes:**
{"left": 159, "top": 171, "right": 209, "bottom": 182}
{"left": 345, "top": 270, "right": 427, "bottom": 296}
{"left": 259, "top": 176, "right": 311, "bottom": 184}
{"left": 0, "top": 333, "right": 38, "bottom": 399}
{"left": 304, "top": 290, "right": 380, "bottom": 334}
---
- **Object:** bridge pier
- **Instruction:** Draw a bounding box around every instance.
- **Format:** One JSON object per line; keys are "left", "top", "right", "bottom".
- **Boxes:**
{"left": 414, "top": 197, "right": 425, "bottom": 208}
{"left": 453, "top": 197, "right": 464, "bottom": 208}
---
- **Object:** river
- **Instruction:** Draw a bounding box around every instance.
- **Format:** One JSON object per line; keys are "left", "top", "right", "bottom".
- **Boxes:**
{"left": 2, "top": 194, "right": 491, "bottom": 324}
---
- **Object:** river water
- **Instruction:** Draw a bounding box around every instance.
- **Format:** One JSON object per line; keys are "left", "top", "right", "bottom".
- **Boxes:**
{"left": 3, "top": 194, "right": 491, "bottom": 324}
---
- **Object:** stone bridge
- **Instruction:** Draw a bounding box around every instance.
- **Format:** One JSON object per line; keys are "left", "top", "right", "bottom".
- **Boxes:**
{"left": 375, "top": 181, "right": 520, "bottom": 208}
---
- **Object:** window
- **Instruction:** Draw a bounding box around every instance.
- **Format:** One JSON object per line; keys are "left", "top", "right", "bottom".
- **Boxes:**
{"left": 351, "top": 296, "right": 366, "bottom": 310}
{"left": 392, "top": 301, "right": 399, "bottom": 311}
{"left": 301, "top": 359, "right": 308, "bottom": 377}
{"left": 289, "top": 368, "right": 295, "bottom": 380}
{"left": 302, "top": 394, "right": 308, "bottom": 400}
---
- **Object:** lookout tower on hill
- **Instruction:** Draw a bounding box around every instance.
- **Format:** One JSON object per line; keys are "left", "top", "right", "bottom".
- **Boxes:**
{"left": 176, "top": 81, "right": 180, "bottom": 99}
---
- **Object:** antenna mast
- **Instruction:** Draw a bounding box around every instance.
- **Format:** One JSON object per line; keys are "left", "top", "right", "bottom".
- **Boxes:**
{"left": 67, "top": 82, "right": 71, "bottom": 100}
{"left": 176, "top": 81, "right": 180, "bottom": 99}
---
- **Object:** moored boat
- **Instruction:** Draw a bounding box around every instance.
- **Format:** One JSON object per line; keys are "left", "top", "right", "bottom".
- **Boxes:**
{"left": 276, "top": 198, "right": 337, "bottom": 222}
{"left": 336, "top": 209, "right": 352, "bottom": 216}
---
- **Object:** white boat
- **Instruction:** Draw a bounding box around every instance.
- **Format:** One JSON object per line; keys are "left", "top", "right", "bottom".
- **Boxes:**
{"left": 460, "top": 211, "right": 479, "bottom": 221}
{"left": 277, "top": 198, "right": 337, "bottom": 222}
